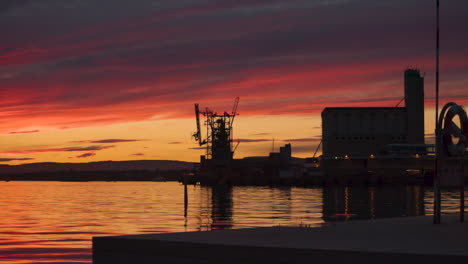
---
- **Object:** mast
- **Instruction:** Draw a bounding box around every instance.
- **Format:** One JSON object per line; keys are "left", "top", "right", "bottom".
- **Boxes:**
{"left": 433, "top": 0, "right": 441, "bottom": 224}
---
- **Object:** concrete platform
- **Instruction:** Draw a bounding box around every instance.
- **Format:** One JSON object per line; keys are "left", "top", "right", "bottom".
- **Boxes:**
{"left": 93, "top": 214, "right": 468, "bottom": 264}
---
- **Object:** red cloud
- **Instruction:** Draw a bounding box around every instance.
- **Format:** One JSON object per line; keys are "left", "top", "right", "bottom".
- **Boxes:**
{"left": 0, "top": 0, "right": 467, "bottom": 135}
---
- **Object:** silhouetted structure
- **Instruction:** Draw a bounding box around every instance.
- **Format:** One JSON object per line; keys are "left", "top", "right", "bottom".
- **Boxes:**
{"left": 193, "top": 97, "right": 239, "bottom": 163}
{"left": 405, "top": 69, "right": 425, "bottom": 144}
{"left": 321, "top": 69, "right": 425, "bottom": 158}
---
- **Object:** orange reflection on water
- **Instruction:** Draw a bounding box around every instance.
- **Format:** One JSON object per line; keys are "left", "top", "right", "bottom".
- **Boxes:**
{"left": 0, "top": 182, "right": 325, "bottom": 263}
{"left": 1, "top": 181, "right": 466, "bottom": 263}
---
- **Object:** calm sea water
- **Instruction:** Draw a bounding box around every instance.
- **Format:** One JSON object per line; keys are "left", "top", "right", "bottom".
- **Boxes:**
{"left": 0, "top": 181, "right": 466, "bottom": 263}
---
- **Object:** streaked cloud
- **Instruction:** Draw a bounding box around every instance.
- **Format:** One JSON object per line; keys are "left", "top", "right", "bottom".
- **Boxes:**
{"left": 0, "top": 145, "right": 115, "bottom": 155}
{"left": 252, "top": 133, "right": 272, "bottom": 136}
{"left": 236, "top": 137, "right": 321, "bottom": 143}
{"left": 0, "top": 157, "right": 34, "bottom": 162}
{"left": 0, "top": 0, "right": 466, "bottom": 134}
{"left": 70, "top": 139, "right": 146, "bottom": 144}
{"left": 9, "top": 130, "right": 40, "bottom": 134}
{"left": 282, "top": 137, "right": 321, "bottom": 142}
{"left": 76, "top": 152, "right": 95, "bottom": 158}
{"left": 236, "top": 138, "right": 272, "bottom": 143}
{"left": 188, "top": 147, "right": 206, "bottom": 150}
{"left": 0, "top": 0, "right": 467, "bottom": 164}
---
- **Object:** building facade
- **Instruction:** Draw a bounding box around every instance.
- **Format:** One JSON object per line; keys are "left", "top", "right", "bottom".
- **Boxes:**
{"left": 321, "top": 69, "right": 425, "bottom": 158}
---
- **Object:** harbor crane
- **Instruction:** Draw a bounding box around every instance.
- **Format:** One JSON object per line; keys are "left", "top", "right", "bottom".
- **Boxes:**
{"left": 192, "top": 97, "right": 240, "bottom": 161}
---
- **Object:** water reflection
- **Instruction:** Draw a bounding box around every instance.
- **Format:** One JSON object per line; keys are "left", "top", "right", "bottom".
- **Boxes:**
{"left": 210, "top": 186, "right": 233, "bottom": 229}
{"left": 323, "top": 186, "right": 426, "bottom": 221}
{"left": 0, "top": 182, "right": 466, "bottom": 264}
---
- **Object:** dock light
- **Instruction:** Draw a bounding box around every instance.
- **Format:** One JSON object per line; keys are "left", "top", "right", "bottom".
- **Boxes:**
{"left": 369, "top": 154, "right": 375, "bottom": 159}
{"left": 334, "top": 156, "right": 338, "bottom": 159}
{"left": 415, "top": 153, "right": 421, "bottom": 158}
{"left": 344, "top": 155, "right": 350, "bottom": 160}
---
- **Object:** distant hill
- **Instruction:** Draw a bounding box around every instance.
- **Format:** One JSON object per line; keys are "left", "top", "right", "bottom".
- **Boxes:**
{"left": 0, "top": 160, "right": 195, "bottom": 175}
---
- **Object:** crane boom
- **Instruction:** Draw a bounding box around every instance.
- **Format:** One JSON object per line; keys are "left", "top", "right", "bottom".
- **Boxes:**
{"left": 194, "top": 103, "right": 202, "bottom": 145}
{"left": 232, "top": 140, "right": 240, "bottom": 157}
{"left": 312, "top": 140, "right": 322, "bottom": 158}
{"left": 230, "top": 97, "right": 239, "bottom": 127}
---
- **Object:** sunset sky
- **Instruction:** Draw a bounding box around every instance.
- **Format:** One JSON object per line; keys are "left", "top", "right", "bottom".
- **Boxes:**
{"left": 1, "top": 0, "right": 467, "bottom": 165}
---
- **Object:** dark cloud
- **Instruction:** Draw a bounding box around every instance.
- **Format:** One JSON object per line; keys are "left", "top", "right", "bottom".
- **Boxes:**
{"left": 0, "top": 145, "right": 115, "bottom": 155}
{"left": 9, "top": 129, "right": 40, "bottom": 134}
{"left": 0, "top": 157, "right": 34, "bottom": 162}
{"left": 168, "top": 141, "right": 182, "bottom": 144}
{"left": 76, "top": 152, "right": 95, "bottom": 158}
{"left": 252, "top": 133, "right": 272, "bottom": 136}
{"left": 236, "top": 138, "right": 272, "bottom": 143}
{"left": 90, "top": 139, "right": 145, "bottom": 144}
{"left": 71, "top": 139, "right": 145, "bottom": 144}
{"left": 188, "top": 147, "right": 206, "bottom": 150}
{"left": 131, "top": 153, "right": 145, "bottom": 156}
{"left": 64, "top": 146, "right": 114, "bottom": 151}
{"left": 282, "top": 138, "right": 321, "bottom": 142}
{"left": 0, "top": 0, "right": 30, "bottom": 14}
{"left": 235, "top": 138, "right": 321, "bottom": 143}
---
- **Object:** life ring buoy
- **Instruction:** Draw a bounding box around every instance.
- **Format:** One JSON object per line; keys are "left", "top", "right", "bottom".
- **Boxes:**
{"left": 441, "top": 104, "right": 468, "bottom": 157}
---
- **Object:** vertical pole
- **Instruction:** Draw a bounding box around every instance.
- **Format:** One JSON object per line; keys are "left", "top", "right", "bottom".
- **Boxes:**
{"left": 461, "top": 158, "right": 464, "bottom": 222}
{"left": 184, "top": 174, "right": 188, "bottom": 218}
{"left": 433, "top": 0, "right": 441, "bottom": 224}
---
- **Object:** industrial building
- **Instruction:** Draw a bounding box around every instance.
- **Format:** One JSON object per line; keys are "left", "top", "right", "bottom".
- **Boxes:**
{"left": 321, "top": 69, "right": 425, "bottom": 158}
